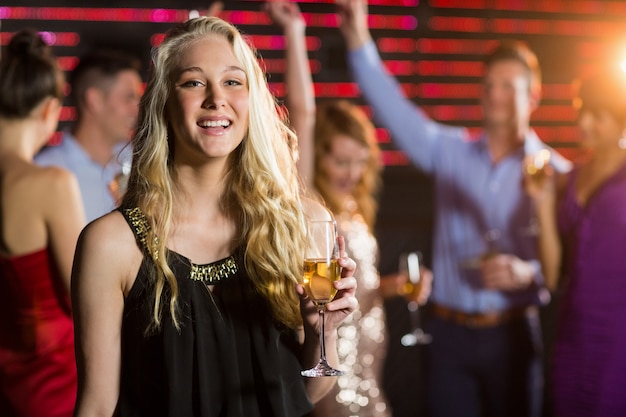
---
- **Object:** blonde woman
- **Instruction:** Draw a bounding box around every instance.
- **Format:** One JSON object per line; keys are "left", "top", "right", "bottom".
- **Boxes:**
{"left": 71, "top": 16, "right": 357, "bottom": 417}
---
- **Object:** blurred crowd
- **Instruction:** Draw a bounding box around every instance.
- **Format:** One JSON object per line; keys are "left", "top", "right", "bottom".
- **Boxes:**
{"left": 1, "top": 1, "right": 625, "bottom": 417}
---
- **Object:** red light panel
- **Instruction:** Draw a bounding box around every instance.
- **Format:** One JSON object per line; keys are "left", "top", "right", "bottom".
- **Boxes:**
{"left": 416, "top": 38, "right": 498, "bottom": 54}
{"left": 430, "top": 0, "right": 626, "bottom": 15}
{"left": 415, "top": 61, "right": 483, "bottom": 77}
{"left": 417, "top": 83, "right": 482, "bottom": 99}
{"left": 428, "top": 16, "right": 486, "bottom": 32}
{"left": 382, "top": 150, "right": 411, "bottom": 166}
{"left": 0, "top": 7, "right": 188, "bottom": 22}
{"left": 57, "top": 56, "right": 79, "bottom": 71}
{"left": 378, "top": 37, "right": 416, "bottom": 53}
{"left": 1, "top": 1, "right": 618, "bottom": 166}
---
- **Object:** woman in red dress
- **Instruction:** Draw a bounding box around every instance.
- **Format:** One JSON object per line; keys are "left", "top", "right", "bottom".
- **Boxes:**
{"left": 0, "top": 29, "right": 85, "bottom": 417}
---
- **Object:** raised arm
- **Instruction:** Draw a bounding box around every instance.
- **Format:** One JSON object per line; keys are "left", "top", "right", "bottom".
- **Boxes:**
{"left": 535, "top": 193, "right": 561, "bottom": 291}
{"left": 334, "top": 0, "right": 457, "bottom": 174}
{"left": 265, "top": 0, "right": 316, "bottom": 185}
{"left": 523, "top": 163, "right": 565, "bottom": 291}
{"left": 72, "top": 212, "right": 141, "bottom": 416}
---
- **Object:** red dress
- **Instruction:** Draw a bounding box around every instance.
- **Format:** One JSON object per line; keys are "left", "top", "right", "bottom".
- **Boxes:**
{"left": 0, "top": 248, "right": 76, "bottom": 417}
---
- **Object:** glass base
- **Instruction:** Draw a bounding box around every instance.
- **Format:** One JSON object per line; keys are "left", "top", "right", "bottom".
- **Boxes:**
{"left": 301, "top": 360, "right": 345, "bottom": 378}
{"left": 401, "top": 329, "right": 433, "bottom": 347}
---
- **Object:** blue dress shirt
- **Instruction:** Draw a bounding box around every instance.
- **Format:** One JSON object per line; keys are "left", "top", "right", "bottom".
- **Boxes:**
{"left": 35, "top": 132, "right": 131, "bottom": 223}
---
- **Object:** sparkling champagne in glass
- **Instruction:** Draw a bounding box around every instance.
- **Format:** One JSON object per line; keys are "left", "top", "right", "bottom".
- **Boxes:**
{"left": 523, "top": 149, "right": 552, "bottom": 237}
{"left": 301, "top": 220, "right": 345, "bottom": 377}
{"left": 399, "top": 251, "right": 432, "bottom": 346}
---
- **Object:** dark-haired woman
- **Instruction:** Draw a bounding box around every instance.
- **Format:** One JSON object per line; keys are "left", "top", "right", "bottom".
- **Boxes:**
{"left": 526, "top": 68, "right": 626, "bottom": 416}
{"left": 0, "top": 29, "right": 85, "bottom": 417}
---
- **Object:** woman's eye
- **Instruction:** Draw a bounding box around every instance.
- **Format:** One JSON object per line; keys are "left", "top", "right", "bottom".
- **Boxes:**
{"left": 181, "top": 80, "right": 203, "bottom": 87}
{"left": 225, "top": 79, "right": 243, "bottom": 86}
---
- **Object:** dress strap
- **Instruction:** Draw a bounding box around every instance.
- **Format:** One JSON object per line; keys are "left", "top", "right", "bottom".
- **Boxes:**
{"left": 120, "top": 207, "right": 160, "bottom": 262}
{"left": 119, "top": 207, "right": 238, "bottom": 285}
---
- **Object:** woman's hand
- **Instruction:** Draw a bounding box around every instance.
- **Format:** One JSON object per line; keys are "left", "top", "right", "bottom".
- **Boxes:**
{"left": 297, "top": 234, "right": 357, "bottom": 401}
{"left": 297, "top": 235, "right": 358, "bottom": 335}
{"left": 522, "top": 153, "right": 556, "bottom": 203}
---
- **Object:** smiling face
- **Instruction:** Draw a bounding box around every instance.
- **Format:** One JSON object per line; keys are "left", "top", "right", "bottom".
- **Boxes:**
{"left": 166, "top": 35, "right": 249, "bottom": 165}
{"left": 319, "top": 134, "right": 371, "bottom": 197}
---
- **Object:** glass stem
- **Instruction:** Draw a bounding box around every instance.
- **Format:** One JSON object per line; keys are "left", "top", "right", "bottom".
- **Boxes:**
{"left": 319, "top": 307, "right": 327, "bottom": 363}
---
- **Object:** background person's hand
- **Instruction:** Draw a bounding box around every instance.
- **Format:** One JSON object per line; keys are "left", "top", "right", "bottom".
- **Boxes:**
{"left": 334, "top": 0, "right": 371, "bottom": 50}
{"left": 522, "top": 152, "right": 556, "bottom": 203}
{"left": 264, "top": 0, "right": 304, "bottom": 31}
{"left": 380, "top": 267, "right": 432, "bottom": 305}
{"left": 206, "top": 1, "right": 223, "bottom": 17}
{"left": 480, "top": 254, "right": 535, "bottom": 291}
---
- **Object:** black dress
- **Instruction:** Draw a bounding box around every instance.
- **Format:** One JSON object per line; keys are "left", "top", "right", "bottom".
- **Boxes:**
{"left": 118, "top": 208, "right": 313, "bottom": 417}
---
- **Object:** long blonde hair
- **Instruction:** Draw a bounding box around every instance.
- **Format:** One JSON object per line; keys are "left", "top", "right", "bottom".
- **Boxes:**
{"left": 121, "top": 16, "right": 306, "bottom": 330}
{"left": 314, "top": 100, "right": 382, "bottom": 230}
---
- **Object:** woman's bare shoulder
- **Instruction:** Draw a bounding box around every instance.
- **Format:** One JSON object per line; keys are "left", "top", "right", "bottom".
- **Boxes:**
{"left": 80, "top": 210, "right": 141, "bottom": 256}
{"left": 75, "top": 210, "right": 143, "bottom": 293}
{"left": 31, "top": 164, "right": 76, "bottom": 191}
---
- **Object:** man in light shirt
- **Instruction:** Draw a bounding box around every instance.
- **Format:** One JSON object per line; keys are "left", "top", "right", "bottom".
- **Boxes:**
{"left": 36, "top": 48, "right": 142, "bottom": 223}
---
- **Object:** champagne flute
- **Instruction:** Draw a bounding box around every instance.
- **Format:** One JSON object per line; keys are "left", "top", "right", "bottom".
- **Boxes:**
{"left": 399, "top": 251, "right": 432, "bottom": 346}
{"left": 524, "top": 149, "right": 551, "bottom": 178}
{"left": 483, "top": 228, "right": 501, "bottom": 259}
{"left": 301, "top": 219, "right": 345, "bottom": 377}
{"left": 523, "top": 149, "right": 551, "bottom": 237}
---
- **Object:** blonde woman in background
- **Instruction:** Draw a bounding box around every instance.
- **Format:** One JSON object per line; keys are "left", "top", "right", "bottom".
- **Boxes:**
{"left": 265, "top": 2, "right": 431, "bottom": 416}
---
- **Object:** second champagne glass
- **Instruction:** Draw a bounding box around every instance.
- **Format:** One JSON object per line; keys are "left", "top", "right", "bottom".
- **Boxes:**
{"left": 399, "top": 251, "right": 432, "bottom": 346}
{"left": 300, "top": 219, "right": 345, "bottom": 377}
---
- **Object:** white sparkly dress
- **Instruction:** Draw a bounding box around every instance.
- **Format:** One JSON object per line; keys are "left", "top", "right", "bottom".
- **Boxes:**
{"left": 309, "top": 206, "right": 391, "bottom": 417}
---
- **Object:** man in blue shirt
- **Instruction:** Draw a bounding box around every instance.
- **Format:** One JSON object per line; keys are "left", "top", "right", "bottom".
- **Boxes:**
{"left": 36, "top": 49, "right": 142, "bottom": 223}
{"left": 335, "top": 1, "right": 571, "bottom": 416}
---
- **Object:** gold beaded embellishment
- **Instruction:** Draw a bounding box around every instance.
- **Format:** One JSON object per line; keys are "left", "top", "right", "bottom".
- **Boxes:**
{"left": 124, "top": 207, "right": 238, "bottom": 284}
{"left": 189, "top": 256, "right": 238, "bottom": 284}
{"left": 124, "top": 207, "right": 159, "bottom": 261}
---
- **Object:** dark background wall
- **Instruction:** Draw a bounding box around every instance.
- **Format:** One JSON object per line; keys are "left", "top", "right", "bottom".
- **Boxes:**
{"left": 3, "top": 1, "right": 625, "bottom": 415}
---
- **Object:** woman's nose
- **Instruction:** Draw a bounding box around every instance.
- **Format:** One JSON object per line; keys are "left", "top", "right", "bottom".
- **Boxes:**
{"left": 349, "top": 164, "right": 363, "bottom": 182}
{"left": 202, "top": 85, "right": 226, "bottom": 109}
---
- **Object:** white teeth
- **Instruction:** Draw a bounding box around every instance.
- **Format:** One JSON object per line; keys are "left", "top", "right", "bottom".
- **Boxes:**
{"left": 199, "top": 120, "right": 230, "bottom": 128}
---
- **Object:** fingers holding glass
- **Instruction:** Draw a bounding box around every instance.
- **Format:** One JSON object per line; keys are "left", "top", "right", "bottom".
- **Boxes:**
{"left": 301, "top": 220, "right": 346, "bottom": 377}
